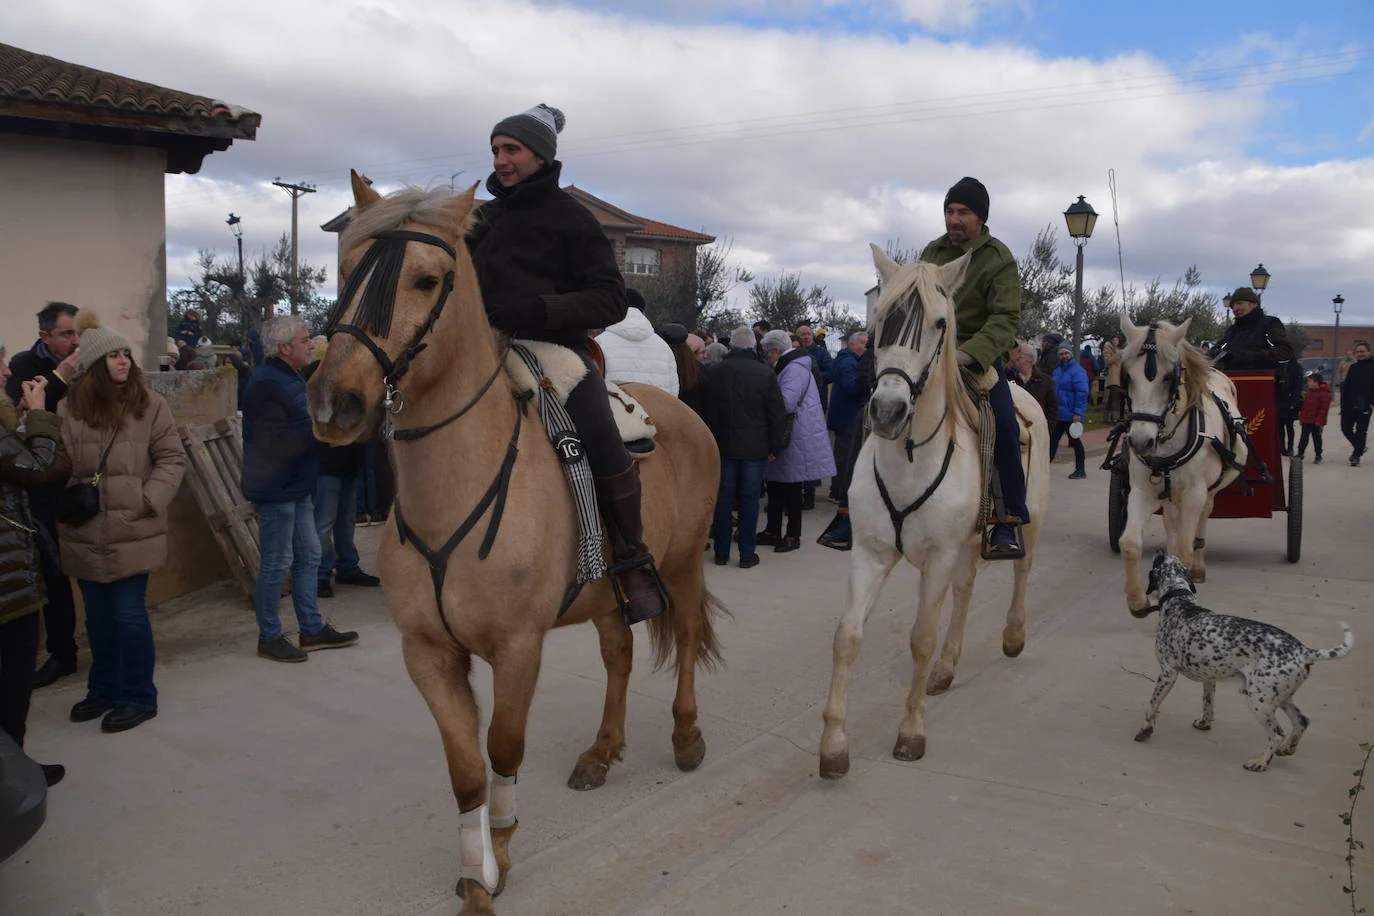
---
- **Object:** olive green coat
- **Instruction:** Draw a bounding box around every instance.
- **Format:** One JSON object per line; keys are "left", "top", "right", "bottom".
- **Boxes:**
{"left": 58, "top": 392, "right": 186, "bottom": 584}
{"left": 920, "top": 226, "right": 1021, "bottom": 374}
{"left": 0, "top": 410, "right": 70, "bottom": 626}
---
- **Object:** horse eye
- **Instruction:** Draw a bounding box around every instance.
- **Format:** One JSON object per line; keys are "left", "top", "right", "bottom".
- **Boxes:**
{"left": 414, "top": 275, "right": 439, "bottom": 291}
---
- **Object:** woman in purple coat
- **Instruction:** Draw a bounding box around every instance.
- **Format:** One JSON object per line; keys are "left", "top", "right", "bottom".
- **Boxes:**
{"left": 757, "top": 330, "right": 836, "bottom": 552}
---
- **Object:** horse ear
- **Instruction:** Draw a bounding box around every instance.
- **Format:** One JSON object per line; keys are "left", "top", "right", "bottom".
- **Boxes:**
{"left": 870, "top": 243, "right": 900, "bottom": 286}
{"left": 936, "top": 252, "right": 972, "bottom": 296}
{"left": 440, "top": 183, "right": 479, "bottom": 231}
{"left": 351, "top": 169, "right": 382, "bottom": 209}
{"left": 1120, "top": 313, "right": 1141, "bottom": 341}
{"left": 1173, "top": 317, "right": 1193, "bottom": 341}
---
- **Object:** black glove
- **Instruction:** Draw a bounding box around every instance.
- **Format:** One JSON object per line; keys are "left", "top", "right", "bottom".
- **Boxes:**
{"left": 487, "top": 298, "right": 546, "bottom": 333}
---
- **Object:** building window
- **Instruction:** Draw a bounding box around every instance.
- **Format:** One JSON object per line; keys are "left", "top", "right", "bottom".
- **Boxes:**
{"left": 625, "top": 247, "right": 661, "bottom": 276}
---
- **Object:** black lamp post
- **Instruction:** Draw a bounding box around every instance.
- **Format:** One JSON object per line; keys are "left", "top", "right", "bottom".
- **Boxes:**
{"left": 226, "top": 213, "right": 246, "bottom": 330}
{"left": 1333, "top": 294, "right": 1345, "bottom": 380}
{"left": 1249, "top": 263, "right": 1270, "bottom": 303}
{"left": 1063, "top": 195, "right": 1099, "bottom": 354}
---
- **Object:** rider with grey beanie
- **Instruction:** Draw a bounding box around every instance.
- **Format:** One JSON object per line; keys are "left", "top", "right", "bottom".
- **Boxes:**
{"left": 466, "top": 104, "right": 665, "bottom": 623}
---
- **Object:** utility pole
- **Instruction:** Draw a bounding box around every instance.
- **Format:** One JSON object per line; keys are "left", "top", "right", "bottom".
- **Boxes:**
{"left": 272, "top": 178, "right": 316, "bottom": 315}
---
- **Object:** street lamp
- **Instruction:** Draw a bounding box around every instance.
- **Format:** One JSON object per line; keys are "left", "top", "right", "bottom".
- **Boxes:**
{"left": 1333, "top": 294, "right": 1345, "bottom": 383}
{"left": 1062, "top": 195, "right": 1099, "bottom": 354}
{"left": 1249, "top": 263, "right": 1270, "bottom": 303}
{"left": 226, "top": 213, "right": 246, "bottom": 329}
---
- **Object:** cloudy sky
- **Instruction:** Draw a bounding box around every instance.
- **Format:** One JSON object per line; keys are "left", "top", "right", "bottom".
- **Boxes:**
{"left": 4, "top": 0, "right": 1372, "bottom": 327}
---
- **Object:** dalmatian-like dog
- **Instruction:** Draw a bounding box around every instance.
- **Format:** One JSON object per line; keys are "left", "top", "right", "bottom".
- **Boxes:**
{"left": 1133, "top": 549, "right": 1353, "bottom": 772}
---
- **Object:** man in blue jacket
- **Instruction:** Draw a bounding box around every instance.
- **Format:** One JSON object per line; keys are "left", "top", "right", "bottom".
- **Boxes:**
{"left": 242, "top": 316, "right": 358, "bottom": 662}
{"left": 1050, "top": 342, "right": 1090, "bottom": 479}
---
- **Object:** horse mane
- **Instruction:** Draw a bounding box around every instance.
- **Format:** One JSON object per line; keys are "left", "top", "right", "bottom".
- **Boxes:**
{"left": 339, "top": 186, "right": 465, "bottom": 254}
{"left": 877, "top": 261, "right": 978, "bottom": 431}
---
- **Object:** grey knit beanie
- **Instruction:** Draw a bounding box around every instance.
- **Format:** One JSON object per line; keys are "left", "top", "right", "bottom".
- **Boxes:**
{"left": 75, "top": 309, "right": 133, "bottom": 373}
{"left": 490, "top": 103, "right": 565, "bottom": 164}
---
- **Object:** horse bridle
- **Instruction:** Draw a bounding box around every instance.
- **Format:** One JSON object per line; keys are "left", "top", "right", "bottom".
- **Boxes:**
{"left": 327, "top": 229, "right": 510, "bottom": 442}
{"left": 1123, "top": 324, "right": 1183, "bottom": 432}
{"left": 873, "top": 317, "right": 949, "bottom": 460}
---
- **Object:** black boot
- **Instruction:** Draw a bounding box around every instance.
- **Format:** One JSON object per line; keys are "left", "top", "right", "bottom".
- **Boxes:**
{"left": 595, "top": 464, "right": 670, "bottom": 624}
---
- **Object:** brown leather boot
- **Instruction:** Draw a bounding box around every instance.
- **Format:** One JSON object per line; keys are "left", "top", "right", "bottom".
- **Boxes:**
{"left": 594, "top": 464, "right": 670, "bottom": 624}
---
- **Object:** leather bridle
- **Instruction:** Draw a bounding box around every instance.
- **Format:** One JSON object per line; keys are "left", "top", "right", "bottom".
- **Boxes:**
{"left": 872, "top": 318, "right": 949, "bottom": 461}
{"left": 1124, "top": 324, "right": 1182, "bottom": 431}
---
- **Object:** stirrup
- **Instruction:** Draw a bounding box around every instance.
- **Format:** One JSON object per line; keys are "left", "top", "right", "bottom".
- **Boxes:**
{"left": 608, "top": 553, "right": 671, "bottom": 625}
{"left": 980, "top": 518, "right": 1026, "bottom": 561}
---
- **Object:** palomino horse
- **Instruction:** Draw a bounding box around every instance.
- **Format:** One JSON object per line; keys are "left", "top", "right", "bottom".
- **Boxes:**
{"left": 818, "top": 246, "right": 1050, "bottom": 779}
{"left": 1115, "top": 317, "right": 1247, "bottom": 614}
{"left": 308, "top": 175, "right": 723, "bottom": 914}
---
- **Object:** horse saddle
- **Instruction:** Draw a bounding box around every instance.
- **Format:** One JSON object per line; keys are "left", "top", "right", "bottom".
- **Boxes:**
{"left": 503, "top": 339, "right": 658, "bottom": 456}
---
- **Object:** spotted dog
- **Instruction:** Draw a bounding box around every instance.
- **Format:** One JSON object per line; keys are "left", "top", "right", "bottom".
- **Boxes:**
{"left": 1132, "top": 549, "right": 1353, "bottom": 772}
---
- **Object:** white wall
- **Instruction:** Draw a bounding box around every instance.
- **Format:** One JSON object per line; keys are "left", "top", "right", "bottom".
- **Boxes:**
{"left": 0, "top": 134, "right": 166, "bottom": 369}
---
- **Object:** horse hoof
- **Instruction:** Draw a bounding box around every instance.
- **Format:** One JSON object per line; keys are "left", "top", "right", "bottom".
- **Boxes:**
{"left": 1190, "top": 568, "right": 1206, "bottom": 583}
{"left": 1191, "top": 719, "right": 1212, "bottom": 731}
{"left": 455, "top": 876, "right": 502, "bottom": 909}
{"left": 1002, "top": 636, "right": 1025, "bottom": 658}
{"left": 893, "top": 734, "right": 926, "bottom": 761}
{"left": 1134, "top": 727, "right": 1153, "bottom": 742}
{"left": 675, "top": 735, "right": 707, "bottom": 772}
{"left": 567, "top": 759, "right": 609, "bottom": 791}
{"left": 926, "top": 672, "right": 953, "bottom": 695}
{"left": 819, "top": 751, "right": 850, "bottom": 780}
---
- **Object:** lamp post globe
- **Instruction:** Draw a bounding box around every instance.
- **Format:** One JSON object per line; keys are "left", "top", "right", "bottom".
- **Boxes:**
{"left": 1249, "top": 263, "right": 1270, "bottom": 303}
{"left": 1062, "top": 195, "right": 1099, "bottom": 354}
{"left": 1332, "top": 294, "right": 1345, "bottom": 378}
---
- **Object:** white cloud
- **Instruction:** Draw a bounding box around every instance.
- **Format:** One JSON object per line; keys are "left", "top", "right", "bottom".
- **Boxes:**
{"left": 4, "top": 0, "right": 1370, "bottom": 326}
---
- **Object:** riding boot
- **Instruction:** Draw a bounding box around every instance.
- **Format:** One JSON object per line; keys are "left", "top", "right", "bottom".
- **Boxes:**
{"left": 594, "top": 464, "right": 669, "bottom": 624}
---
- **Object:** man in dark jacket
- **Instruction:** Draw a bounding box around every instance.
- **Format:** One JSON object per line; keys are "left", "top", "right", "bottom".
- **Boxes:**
{"left": 467, "top": 103, "right": 663, "bottom": 623}
{"left": 701, "top": 327, "right": 786, "bottom": 568}
{"left": 826, "top": 332, "right": 867, "bottom": 500}
{"left": 6, "top": 301, "right": 82, "bottom": 687}
{"left": 1213, "top": 287, "right": 1294, "bottom": 371}
{"left": 921, "top": 177, "right": 1028, "bottom": 555}
{"left": 242, "top": 317, "right": 358, "bottom": 663}
{"left": 1340, "top": 340, "right": 1374, "bottom": 466}
{"left": 1009, "top": 342, "right": 1058, "bottom": 425}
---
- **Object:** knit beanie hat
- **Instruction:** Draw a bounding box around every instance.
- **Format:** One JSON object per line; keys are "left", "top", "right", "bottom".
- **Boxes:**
{"left": 490, "top": 103, "right": 565, "bottom": 165}
{"left": 1229, "top": 286, "right": 1260, "bottom": 305}
{"left": 657, "top": 322, "right": 689, "bottom": 345}
{"left": 625, "top": 288, "right": 647, "bottom": 311}
{"left": 944, "top": 176, "right": 990, "bottom": 223}
{"left": 75, "top": 309, "right": 133, "bottom": 373}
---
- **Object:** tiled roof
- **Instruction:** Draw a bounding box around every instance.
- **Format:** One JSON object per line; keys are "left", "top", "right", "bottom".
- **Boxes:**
{"left": 566, "top": 186, "right": 715, "bottom": 244}
{"left": 0, "top": 43, "right": 259, "bottom": 140}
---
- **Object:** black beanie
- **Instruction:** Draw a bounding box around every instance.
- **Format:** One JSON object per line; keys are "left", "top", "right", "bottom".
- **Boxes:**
{"left": 944, "top": 176, "right": 990, "bottom": 224}
{"left": 490, "top": 103, "right": 565, "bottom": 164}
{"left": 625, "top": 288, "right": 646, "bottom": 311}
{"left": 658, "top": 322, "right": 689, "bottom": 345}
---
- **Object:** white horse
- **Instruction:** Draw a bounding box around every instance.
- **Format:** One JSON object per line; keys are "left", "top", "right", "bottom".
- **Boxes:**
{"left": 818, "top": 246, "right": 1050, "bottom": 779}
{"left": 1115, "top": 317, "right": 1248, "bottom": 614}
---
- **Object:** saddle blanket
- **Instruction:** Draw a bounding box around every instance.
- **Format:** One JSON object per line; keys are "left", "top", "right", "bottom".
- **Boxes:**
{"left": 503, "top": 340, "right": 658, "bottom": 447}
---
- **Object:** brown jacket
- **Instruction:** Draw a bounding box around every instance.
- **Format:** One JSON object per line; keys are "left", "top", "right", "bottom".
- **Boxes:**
{"left": 58, "top": 391, "right": 186, "bottom": 583}
{"left": 1103, "top": 340, "right": 1122, "bottom": 388}
{"left": 0, "top": 409, "right": 69, "bottom": 626}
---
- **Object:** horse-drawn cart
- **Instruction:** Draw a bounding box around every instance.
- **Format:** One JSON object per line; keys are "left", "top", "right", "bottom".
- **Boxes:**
{"left": 1108, "top": 370, "right": 1302, "bottom": 562}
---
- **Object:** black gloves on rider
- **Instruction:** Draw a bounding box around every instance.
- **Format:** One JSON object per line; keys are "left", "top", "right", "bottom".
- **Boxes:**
{"left": 487, "top": 298, "right": 547, "bottom": 333}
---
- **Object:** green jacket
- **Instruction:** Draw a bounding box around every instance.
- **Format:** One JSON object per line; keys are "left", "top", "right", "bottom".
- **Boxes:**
{"left": 920, "top": 227, "right": 1021, "bottom": 374}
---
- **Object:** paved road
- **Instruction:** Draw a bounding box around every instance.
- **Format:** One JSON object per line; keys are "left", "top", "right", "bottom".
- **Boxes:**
{"left": 1, "top": 455, "right": 1370, "bottom": 916}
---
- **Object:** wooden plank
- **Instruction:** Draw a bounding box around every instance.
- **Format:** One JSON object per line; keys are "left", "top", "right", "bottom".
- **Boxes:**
{"left": 179, "top": 420, "right": 261, "bottom": 601}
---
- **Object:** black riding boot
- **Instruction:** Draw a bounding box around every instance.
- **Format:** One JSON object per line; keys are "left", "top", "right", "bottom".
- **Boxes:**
{"left": 595, "top": 464, "right": 669, "bottom": 624}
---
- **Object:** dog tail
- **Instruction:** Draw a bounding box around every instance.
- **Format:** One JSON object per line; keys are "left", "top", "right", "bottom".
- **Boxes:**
{"left": 1309, "top": 623, "right": 1354, "bottom": 662}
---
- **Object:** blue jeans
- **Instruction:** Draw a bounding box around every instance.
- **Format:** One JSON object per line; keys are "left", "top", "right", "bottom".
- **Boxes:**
{"left": 315, "top": 475, "right": 361, "bottom": 578}
{"left": 78, "top": 574, "right": 156, "bottom": 712}
{"left": 254, "top": 496, "right": 323, "bottom": 641}
{"left": 711, "top": 458, "right": 767, "bottom": 560}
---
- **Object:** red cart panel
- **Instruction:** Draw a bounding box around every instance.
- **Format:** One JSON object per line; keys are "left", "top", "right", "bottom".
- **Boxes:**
{"left": 1210, "top": 371, "right": 1286, "bottom": 518}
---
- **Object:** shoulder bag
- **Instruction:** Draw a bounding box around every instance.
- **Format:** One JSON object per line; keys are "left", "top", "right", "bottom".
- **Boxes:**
{"left": 58, "top": 410, "right": 124, "bottom": 526}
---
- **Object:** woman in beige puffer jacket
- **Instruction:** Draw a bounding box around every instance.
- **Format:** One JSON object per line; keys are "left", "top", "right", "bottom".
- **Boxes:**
{"left": 57, "top": 312, "right": 185, "bottom": 734}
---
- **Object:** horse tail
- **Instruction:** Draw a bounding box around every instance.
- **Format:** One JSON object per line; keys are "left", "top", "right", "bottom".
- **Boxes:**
{"left": 1309, "top": 622, "right": 1354, "bottom": 662}
{"left": 646, "top": 585, "right": 728, "bottom": 673}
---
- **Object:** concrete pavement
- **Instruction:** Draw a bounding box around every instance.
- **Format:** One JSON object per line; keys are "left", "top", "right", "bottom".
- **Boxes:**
{"left": 1, "top": 455, "right": 1369, "bottom": 916}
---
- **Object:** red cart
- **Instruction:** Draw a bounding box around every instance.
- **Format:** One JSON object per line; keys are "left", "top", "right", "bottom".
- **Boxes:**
{"left": 1108, "top": 370, "right": 1302, "bottom": 562}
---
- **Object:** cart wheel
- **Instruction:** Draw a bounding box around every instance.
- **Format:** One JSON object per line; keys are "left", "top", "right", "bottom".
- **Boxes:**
{"left": 1286, "top": 457, "right": 1302, "bottom": 563}
{"left": 1108, "top": 469, "right": 1128, "bottom": 555}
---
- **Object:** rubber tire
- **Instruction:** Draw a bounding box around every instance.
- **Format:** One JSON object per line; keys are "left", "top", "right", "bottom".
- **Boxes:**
{"left": 1286, "top": 456, "right": 1302, "bottom": 563}
{"left": 1108, "top": 469, "right": 1128, "bottom": 555}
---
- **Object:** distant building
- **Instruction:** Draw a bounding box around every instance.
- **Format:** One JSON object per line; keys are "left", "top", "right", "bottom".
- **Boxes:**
{"left": 0, "top": 42, "right": 259, "bottom": 365}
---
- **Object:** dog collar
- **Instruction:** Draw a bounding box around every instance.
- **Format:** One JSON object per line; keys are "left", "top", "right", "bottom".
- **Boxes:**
{"left": 1160, "top": 587, "right": 1194, "bottom": 605}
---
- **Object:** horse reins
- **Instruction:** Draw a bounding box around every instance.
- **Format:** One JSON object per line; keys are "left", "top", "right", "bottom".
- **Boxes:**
{"left": 873, "top": 318, "right": 949, "bottom": 463}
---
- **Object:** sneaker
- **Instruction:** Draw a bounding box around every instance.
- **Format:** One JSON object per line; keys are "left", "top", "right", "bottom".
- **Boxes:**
{"left": 739, "top": 554, "right": 760, "bottom": 569}
{"left": 258, "top": 635, "right": 308, "bottom": 663}
{"left": 70, "top": 697, "right": 115, "bottom": 722}
{"left": 1314, "top": 456, "right": 1322, "bottom": 464}
{"left": 317, "top": 579, "right": 334, "bottom": 598}
{"left": 1068, "top": 468, "right": 1087, "bottom": 480}
{"left": 774, "top": 536, "right": 801, "bottom": 553}
{"left": 300, "top": 623, "right": 359, "bottom": 652}
{"left": 987, "top": 525, "right": 1020, "bottom": 555}
{"left": 335, "top": 571, "right": 381, "bottom": 587}
{"left": 101, "top": 707, "right": 156, "bottom": 734}
{"left": 713, "top": 554, "right": 729, "bottom": 566}
{"left": 755, "top": 530, "right": 781, "bottom": 547}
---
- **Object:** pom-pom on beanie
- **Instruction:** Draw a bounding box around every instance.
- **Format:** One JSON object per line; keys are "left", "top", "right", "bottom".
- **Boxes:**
{"left": 74, "top": 309, "right": 133, "bottom": 373}
{"left": 490, "top": 103, "right": 565, "bottom": 165}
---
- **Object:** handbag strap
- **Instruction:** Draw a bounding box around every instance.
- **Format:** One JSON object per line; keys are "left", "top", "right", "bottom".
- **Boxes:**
{"left": 91, "top": 402, "right": 128, "bottom": 484}
{"left": 788, "top": 368, "right": 815, "bottom": 418}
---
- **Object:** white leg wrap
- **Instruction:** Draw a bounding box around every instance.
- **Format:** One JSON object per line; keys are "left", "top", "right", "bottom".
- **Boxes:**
{"left": 458, "top": 803, "right": 500, "bottom": 891}
{"left": 489, "top": 771, "right": 518, "bottom": 830}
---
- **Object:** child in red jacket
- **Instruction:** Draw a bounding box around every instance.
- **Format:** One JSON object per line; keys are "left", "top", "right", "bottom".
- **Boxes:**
{"left": 1297, "top": 373, "right": 1333, "bottom": 463}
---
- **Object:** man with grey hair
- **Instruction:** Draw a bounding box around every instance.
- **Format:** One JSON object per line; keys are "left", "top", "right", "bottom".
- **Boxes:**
{"left": 242, "top": 316, "right": 358, "bottom": 662}
{"left": 1008, "top": 341, "right": 1057, "bottom": 425}
{"left": 700, "top": 327, "right": 786, "bottom": 567}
